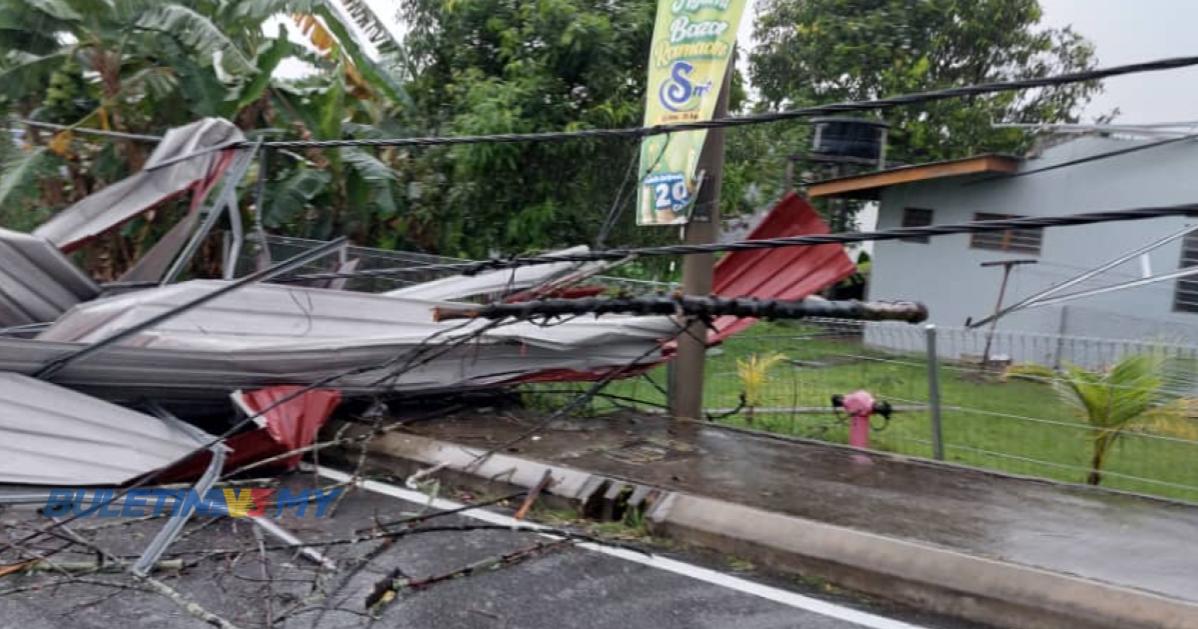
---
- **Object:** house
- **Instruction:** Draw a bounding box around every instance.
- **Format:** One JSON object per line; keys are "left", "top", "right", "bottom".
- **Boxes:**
{"left": 808, "top": 134, "right": 1198, "bottom": 364}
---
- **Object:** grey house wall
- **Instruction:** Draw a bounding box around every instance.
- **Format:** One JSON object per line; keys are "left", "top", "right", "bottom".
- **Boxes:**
{"left": 864, "top": 135, "right": 1198, "bottom": 365}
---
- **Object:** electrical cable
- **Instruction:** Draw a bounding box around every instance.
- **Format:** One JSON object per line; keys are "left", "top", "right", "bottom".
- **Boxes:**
{"left": 968, "top": 132, "right": 1198, "bottom": 185}
{"left": 12, "top": 55, "right": 1198, "bottom": 151}
{"left": 251, "top": 55, "right": 1198, "bottom": 150}
{"left": 276, "top": 203, "right": 1198, "bottom": 283}
{"left": 432, "top": 295, "right": 929, "bottom": 323}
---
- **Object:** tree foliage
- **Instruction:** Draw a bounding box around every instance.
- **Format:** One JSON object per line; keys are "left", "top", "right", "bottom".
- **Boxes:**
{"left": 397, "top": 0, "right": 662, "bottom": 258}
{"left": 749, "top": 0, "right": 1102, "bottom": 163}
{"left": 1053, "top": 354, "right": 1173, "bottom": 486}
{"left": 0, "top": 0, "right": 416, "bottom": 274}
{"left": 0, "top": 0, "right": 1108, "bottom": 278}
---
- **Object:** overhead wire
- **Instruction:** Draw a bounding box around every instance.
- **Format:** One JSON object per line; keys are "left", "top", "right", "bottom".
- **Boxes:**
{"left": 250, "top": 55, "right": 1198, "bottom": 150}
{"left": 275, "top": 203, "right": 1198, "bottom": 283}
{"left": 967, "top": 132, "right": 1198, "bottom": 186}
{"left": 11, "top": 54, "right": 1198, "bottom": 152}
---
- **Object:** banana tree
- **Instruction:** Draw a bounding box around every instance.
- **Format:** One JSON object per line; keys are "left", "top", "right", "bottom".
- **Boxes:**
{"left": 0, "top": 0, "right": 414, "bottom": 271}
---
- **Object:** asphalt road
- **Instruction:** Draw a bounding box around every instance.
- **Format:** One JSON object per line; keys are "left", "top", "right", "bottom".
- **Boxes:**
{"left": 0, "top": 469, "right": 972, "bottom": 629}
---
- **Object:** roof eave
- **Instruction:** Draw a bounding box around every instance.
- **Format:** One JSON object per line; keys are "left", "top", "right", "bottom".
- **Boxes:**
{"left": 806, "top": 155, "right": 1022, "bottom": 200}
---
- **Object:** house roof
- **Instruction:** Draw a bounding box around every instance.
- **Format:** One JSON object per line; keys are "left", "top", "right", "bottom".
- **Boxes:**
{"left": 806, "top": 154, "right": 1022, "bottom": 200}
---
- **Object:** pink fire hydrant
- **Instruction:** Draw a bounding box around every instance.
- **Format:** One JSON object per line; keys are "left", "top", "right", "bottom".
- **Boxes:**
{"left": 831, "top": 390, "right": 893, "bottom": 450}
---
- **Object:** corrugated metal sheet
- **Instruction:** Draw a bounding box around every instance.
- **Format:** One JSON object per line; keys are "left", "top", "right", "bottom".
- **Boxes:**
{"left": 157, "top": 387, "right": 343, "bottom": 481}
{"left": 33, "top": 118, "right": 243, "bottom": 252}
{"left": 240, "top": 387, "right": 342, "bottom": 468}
{"left": 2, "top": 327, "right": 671, "bottom": 403}
{"left": 0, "top": 228, "right": 99, "bottom": 327}
{"left": 10, "top": 281, "right": 675, "bottom": 401}
{"left": 0, "top": 373, "right": 213, "bottom": 485}
{"left": 38, "top": 280, "right": 449, "bottom": 346}
{"left": 383, "top": 246, "right": 599, "bottom": 301}
{"left": 709, "top": 193, "right": 857, "bottom": 342}
{"left": 37, "top": 280, "right": 676, "bottom": 348}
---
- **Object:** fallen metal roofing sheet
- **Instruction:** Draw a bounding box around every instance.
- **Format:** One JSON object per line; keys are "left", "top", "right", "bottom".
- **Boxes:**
{"left": 37, "top": 280, "right": 674, "bottom": 352}
{"left": 0, "top": 228, "right": 100, "bottom": 328}
{"left": 238, "top": 386, "right": 342, "bottom": 469}
{"left": 1, "top": 333, "right": 668, "bottom": 402}
{"left": 382, "top": 246, "right": 598, "bottom": 301}
{"left": 158, "top": 387, "right": 343, "bottom": 481}
{"left": 33, "top": 118, "right": 244, "bottom": 252}
{"left": 709, "top": 193, "right": 857, "bottom": 342}
{"left": 12, "top": 278, "right": 674, "bottom": 402}
{"left": 0, "top": 373, "right": 213, "bottom": 485}
{"left": 37, "top": 280, "right": 449, "bottom": 346}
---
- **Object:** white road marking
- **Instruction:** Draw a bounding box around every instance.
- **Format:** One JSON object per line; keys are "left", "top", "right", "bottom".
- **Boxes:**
{"left": 317, "top": 466, "right": 926, "bottom": 629}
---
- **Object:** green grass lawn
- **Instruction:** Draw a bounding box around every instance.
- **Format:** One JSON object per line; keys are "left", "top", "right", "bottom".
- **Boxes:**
{"left": 531, "top": 321, "right": 1198, "bottom": 503}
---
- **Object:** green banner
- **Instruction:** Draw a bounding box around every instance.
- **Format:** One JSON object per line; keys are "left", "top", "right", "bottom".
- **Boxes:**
{"left": 636, "top": 0, "right": 747, "bottom": 226}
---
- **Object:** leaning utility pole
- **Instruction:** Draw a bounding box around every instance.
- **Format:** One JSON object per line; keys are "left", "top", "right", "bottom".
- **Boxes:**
{"left": 978, "top": 258, "right": 1038, "bottom": 368}
{"left": 669, "top": 62, "right": 734, "bottom": 421}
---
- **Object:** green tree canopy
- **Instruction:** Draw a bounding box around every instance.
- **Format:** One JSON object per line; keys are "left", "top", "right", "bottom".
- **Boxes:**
{"left": 398, "top": 0, "right": 663, "bottom": 258}
{"left": 749, "top": 0, "right": 1102, "bottom": 164}
{"left": 0, "top": 0, "right": 417, "bottom": 273}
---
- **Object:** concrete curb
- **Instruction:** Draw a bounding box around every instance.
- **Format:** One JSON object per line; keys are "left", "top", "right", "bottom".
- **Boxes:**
{"left": 352, "top": 429, "right": 1198, "bottom": 629}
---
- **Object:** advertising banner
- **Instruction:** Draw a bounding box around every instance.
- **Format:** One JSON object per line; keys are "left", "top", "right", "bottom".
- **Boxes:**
{"left": 637, "top": 0, "right": 746, "bottom": 226}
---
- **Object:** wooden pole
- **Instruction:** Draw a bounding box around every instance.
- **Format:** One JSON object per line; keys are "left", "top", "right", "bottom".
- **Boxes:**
{"left": 979, "top": 258, "right": 1037, "bottom": 368}
{"left": 669, "top": 61, "right": 733, "bottom": 420}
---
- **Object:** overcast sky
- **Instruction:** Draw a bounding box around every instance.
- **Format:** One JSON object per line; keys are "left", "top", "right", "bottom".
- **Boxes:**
{"left": 1038, "top": 0, "right": 1198, "bottom": 123}
{"left": 354, "top": 0, "right": 1195, "bottom": 124}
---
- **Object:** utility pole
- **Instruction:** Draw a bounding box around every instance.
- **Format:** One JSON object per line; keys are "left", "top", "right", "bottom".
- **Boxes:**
{"left": 669, "top": 61, "right": 733, "bottom": 420}
{"left": 978, "top": 258, "right": 1038, "bottom": 368}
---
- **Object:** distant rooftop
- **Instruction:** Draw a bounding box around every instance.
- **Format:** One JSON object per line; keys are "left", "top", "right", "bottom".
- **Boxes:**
{"left": 806, "top": 154, "right": 1022, "bottom": 200}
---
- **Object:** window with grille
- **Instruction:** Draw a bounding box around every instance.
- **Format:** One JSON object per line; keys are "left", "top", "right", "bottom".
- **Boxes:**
{"left": 969, "top": 213, "right": 1042, "bottom": 254}
{"left": 900, "top": 208, "right": 934, "bottom": 243}
{"left": 1174, "top": 230, "right": 1198, "bottom": 313}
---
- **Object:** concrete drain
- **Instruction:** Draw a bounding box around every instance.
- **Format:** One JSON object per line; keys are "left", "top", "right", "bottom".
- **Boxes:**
{"left": 581, "top": 478, "right": 662, "bottom": 523}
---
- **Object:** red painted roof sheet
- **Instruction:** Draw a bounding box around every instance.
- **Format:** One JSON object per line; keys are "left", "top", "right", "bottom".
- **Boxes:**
{"left": 408, "top": 193, "right": 853, "bottom": 389}
{"left": 240, "top": 386, "right": 342, "bottom": 469}
{"left": 149, "top": 387, "right": 342, "bottom": 483}
{"left": 708, "top": 192, "right": 856, "bottom": 342}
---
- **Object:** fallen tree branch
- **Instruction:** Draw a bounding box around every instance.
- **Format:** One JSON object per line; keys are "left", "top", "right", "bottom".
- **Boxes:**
{"left": 153, "top": 522, "right": 648, "bottom": 560}
{"left": 514, "top": 470, "right": 555, "bottom": 520}
{"left": 50, "top": 518, "right": 244, "bottom": 629}
{"left": 366, "top": 539, "right": 572, "bottom": 615}
{"left": 5, "top": 559, "right": 184, "bottom": 574}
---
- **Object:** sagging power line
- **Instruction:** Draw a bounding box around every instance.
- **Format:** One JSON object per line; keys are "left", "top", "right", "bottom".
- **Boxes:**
{"left": 432, "top": 295, "right": 929, "bottom": 323}
{"left": 278, "top": 202, "right": 1198, "bottom": 283}
{"left": 12, "top": 54, "right": 1198, "bottom": 151}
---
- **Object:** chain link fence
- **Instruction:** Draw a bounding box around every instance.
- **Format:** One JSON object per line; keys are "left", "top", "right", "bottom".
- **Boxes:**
{"left": 675, "top": 319, "right": 1198, "bottom": 503}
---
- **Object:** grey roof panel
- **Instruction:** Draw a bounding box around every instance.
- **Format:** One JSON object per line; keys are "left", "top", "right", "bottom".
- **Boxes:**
{"left": 382, "top": 245, "right": 596, "bottom": 301}
{"left": 0, "top": 373, "right": 213, "bottom": 485}
{"left": 5, "top": 317, "right": 672, "bottom": 403}
{"left": 0, "top": 228, "right": 100, "bottom": 327}
{"left": 33, "top": 118, "right": 245, "bottom": 250}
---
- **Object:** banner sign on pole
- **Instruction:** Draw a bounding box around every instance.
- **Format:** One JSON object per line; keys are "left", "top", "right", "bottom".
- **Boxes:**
{"left": 636, "top": 0, "right": 746, "bottom": 226}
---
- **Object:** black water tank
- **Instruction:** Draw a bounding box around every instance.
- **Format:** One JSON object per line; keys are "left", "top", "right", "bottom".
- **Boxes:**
{"left": 811, "top": 117, "right": 889, "bottom": 163}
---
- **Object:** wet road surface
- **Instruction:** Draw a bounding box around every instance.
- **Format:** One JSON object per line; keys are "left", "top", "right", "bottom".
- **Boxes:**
{"left": 0, "top": 468, "right": 970, "bottom": 629}
{"left": 414, "top": 411, "right": 1198, "bottom": 602}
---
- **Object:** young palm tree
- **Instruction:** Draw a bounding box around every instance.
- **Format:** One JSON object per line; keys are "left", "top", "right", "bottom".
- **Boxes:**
{"left": 736, "top": 352, "right": 787, "bottom": 425}
{"left": 1053, "top": 354, "right": 1169, "bottom": 486}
